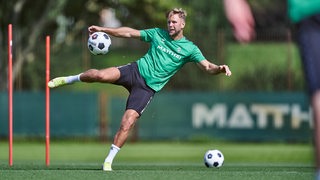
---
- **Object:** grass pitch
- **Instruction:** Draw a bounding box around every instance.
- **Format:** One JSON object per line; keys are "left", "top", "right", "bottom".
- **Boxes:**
{"left": 0, "top": 141, "right": 315, "bottom": 180}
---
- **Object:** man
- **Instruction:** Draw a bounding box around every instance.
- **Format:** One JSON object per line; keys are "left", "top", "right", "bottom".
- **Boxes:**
{"left": 48, "top": 8, "right": 231, "bottom": 171}
{"left": 223, "top": 0, "right": 320, "bottom": 178}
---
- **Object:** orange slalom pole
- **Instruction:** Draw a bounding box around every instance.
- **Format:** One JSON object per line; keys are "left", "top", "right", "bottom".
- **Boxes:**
{"left": 45, "top": 36, "right": 50, "bottom": 166}
{"left": 8, "top": 24, "right": 13, "bottom": 167}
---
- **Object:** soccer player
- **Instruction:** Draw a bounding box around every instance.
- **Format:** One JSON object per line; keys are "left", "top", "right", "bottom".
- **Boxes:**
{"left": 48, "top": 8, "right": 232, "bottom": 171}
{"left": 224, "top": 0, "right": 320, "bottom": 178}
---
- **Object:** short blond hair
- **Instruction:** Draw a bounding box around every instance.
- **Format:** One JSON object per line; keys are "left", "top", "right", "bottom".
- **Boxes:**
{"left": 166, "top": 8, "right": 187, "bottom": 21}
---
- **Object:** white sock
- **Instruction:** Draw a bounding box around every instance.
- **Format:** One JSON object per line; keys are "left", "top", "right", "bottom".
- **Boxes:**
{"left": 65, "top": 73, "right": 82, "bottom": 83}
{"left": 104, "top": 144, "right": 120, "bottom": 164}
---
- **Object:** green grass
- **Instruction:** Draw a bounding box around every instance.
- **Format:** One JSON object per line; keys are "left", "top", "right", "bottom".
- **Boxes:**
{"left": 0, "top": 141, "right": 315, "bottom": 180}
{"left": 0, "top": 163, "right": 313, "bottom": 180}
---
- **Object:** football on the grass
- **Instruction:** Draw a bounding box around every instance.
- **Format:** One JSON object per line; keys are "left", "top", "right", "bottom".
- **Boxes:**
{"left": 204, "top": 149, "right": 224, "bottom": 168}
{"left": 87, "top": 32, "right": 111, "bottom": 55}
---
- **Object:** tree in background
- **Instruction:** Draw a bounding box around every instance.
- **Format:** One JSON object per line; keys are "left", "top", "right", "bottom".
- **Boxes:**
{"left": 0, "top": 0, "right": 182, "bottom": 90}
{"left": 0, "top": 0, "right": 295, "bottom": 91}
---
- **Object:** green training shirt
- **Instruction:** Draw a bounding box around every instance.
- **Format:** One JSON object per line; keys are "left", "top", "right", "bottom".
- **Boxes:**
{"left": 137, "top": 28, "right": 206, "bottom": 92}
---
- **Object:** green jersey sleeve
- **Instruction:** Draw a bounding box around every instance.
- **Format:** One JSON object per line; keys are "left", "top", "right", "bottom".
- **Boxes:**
{"left": 140, "top": 28, "right": 157, "bottom": 42}
{"left": 189, "top": 46, "right": 206, "bottom": 63}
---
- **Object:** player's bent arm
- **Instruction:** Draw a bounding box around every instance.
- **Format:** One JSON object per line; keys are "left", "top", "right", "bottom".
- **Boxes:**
{"left": 88, "top": 25, "right": 141, "bottom": 39}
{"left": 197, "top": 59, "right": 232, "bottom": 76}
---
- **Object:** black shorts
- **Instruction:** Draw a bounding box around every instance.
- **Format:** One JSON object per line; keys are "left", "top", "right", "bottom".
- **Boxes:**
{"left": 297, "top": 15, "right": 320, "bottom": 95}
{"left": 113, "top": 62, "right": 155, "bottom": 116}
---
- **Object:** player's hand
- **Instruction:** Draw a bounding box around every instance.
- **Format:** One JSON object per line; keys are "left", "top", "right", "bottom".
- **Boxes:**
{"left": 219, "top": 65, "right": 232, "bottom": 76}
{"left": 88, "top": 25, "right": 103, "bottom": 35}
{"left": 223, "top": 0, "right": 255, "bottom": 43}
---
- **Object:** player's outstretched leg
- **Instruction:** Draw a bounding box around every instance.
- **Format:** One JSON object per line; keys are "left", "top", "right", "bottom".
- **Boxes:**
{"left": 49, "top": 67, "right": 121, "bottom": 88}
{"left": 48, "top": 77, "right": 68, "bottom": 88}
{"left": 48, "top": 74, "right": 81, "bottom": 88}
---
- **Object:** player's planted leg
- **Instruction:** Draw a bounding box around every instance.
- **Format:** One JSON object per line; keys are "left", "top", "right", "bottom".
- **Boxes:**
{"left": 103, "top": 144, "right": 120, "bottom": 171}
{"left": 103, "top": 109, "right": 140, "bottom": 171}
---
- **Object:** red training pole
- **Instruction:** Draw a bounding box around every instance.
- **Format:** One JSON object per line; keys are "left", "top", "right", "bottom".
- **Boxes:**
{"left": 8, "top": 24, "right": 13, "bottom": 167}
{"left": 45, "top": 36, "right": 50, "bottom": 166}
